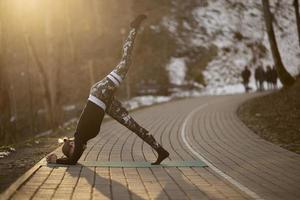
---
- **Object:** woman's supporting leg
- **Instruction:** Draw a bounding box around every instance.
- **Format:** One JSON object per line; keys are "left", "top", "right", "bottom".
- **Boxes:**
{"left": 106, "top": 97, "right": 160, "bottom": 149}
{"left": 106, "top": 97, "right": 169, "bottom": 164}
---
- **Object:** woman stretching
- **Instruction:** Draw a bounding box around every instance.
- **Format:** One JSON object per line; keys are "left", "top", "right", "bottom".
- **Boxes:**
{"left": 46, "top": 15, "right": 169, "bottom": 165}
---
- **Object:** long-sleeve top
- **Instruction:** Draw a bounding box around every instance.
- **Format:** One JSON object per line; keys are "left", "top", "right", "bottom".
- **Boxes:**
{"left": 56, "top": 100, "right": 105, "bottom": 165}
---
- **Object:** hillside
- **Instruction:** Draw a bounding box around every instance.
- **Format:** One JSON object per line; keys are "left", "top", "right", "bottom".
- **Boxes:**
{"left": 162, "top": 0, "right": 300, "bottom": 93}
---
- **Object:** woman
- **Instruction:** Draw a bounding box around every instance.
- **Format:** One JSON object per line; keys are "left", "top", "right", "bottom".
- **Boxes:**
{"left": 46, "top": 15, "right": 169, "bottom": 165}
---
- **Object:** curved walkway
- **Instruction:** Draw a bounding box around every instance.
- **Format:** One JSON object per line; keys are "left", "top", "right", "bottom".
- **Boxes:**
{"left": 1, "top": 94, "right": 300, "bottom": 200}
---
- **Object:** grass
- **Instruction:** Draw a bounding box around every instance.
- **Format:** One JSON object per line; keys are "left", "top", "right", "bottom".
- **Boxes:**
{"left": 238, "top": 78, "right": 300, "bottom": 154}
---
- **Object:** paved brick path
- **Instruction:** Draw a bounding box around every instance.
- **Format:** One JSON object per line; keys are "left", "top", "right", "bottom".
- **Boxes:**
{"left": 2, "top": 94, "right": 300, "bottom": 200}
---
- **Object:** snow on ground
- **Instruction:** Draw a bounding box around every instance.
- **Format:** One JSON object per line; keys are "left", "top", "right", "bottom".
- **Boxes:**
{"left": 124, "top": 96, "right": 172, "bottom": 110}
{"left": 0, "top": 151, "right": 10, "bottom": 159}
{"left": 203, "top": 84, "right": 247, "bottom": 95}
{"left": 123, "top": 85, "right": 254, "bottom": 113}
{"left": 0, "top": 147, "right": 16, "bottom": 159}
{"left": 166, "top": 57, "right": 187, "bottom": 85}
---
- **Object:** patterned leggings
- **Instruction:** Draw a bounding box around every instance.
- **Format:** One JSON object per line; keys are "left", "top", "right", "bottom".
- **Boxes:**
{"left": 89, "top": 27, "right": 161, "bottom": 150}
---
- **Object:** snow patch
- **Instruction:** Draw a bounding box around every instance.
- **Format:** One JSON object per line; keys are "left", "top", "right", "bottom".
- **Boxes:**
{"left": 124, "top": 96, "right": 172, "bottom": 110}
{"left": 203, "top": 84, "right": 245, "bottom": 95}
{"left": 62, "top": 104, "right": 76, "bottom": 112}
{"left": 166, "top": 57, "right": 187, "bottom": 85}
{"left": 0, "top": 147, "right": 16, "bottom": 159}
{"left": 162, "top": 16, "right": 178, "bottom": 34}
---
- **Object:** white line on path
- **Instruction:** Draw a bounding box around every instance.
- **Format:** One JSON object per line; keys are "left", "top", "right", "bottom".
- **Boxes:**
{"left": 180, "top": 103, "right": 264, "bottom": 200}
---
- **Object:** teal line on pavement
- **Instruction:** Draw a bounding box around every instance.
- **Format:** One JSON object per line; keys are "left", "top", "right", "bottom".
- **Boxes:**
{"left": 45, "top": 160, "right": 207, "bottom": 168}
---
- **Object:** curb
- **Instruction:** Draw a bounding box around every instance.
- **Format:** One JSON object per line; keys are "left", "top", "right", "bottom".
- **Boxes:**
{"left": 0, "top": 158, "right": 45, "bottom": 200}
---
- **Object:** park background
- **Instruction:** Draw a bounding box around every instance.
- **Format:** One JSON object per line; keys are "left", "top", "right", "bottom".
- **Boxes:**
{"left": 0, "top": 0, "right": 299, "bottom": 146}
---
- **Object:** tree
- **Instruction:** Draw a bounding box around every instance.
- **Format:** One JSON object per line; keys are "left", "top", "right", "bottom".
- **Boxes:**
{"left": 0, "top": 60, "right": 16, "bottom": 144}
{"left": 261, "top": 0, "right": 295, "bottom": 87}
{"left": 294, "top": 0, "right": 300, "bottom": 48}
{"left": 25, "top": 36, "right": 62, "bottom": 128}
{"left": 63, "top": 0, "right": 76, "bottom": 64}
{"left": 0, "top": 1, "right": 17, "bottom": 144}
{"left": 0, "top": 69, "right": 15, "bottom": 144}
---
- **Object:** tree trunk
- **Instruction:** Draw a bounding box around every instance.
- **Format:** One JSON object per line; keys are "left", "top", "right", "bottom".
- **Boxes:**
{"left": 25, "top": 36, "right": 60, "bottom": 128}
{"left": 294, "top": 0, "right": 300, "bottom": 48}
{"left": 0, "top": 61, "right": 16, "bottom": 144}
{"left": 91, "top": 0, "right": 102, "bottom": 38}
{"left": 88, "top": 60, "right": 95, "bottom": 86}
{"left": 25, "top": 58, "right": 35, "bottom": 134}
{"left": 261, "top": 0, "right": 295, "bottom": 87}
{"left": 63, "top": 0, "right": 76, "bottom": 65}
{"left": 0, "top": 1, "right": 17, "bottom": 144}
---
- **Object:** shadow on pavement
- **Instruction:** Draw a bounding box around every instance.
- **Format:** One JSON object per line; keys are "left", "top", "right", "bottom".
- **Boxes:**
{"left": 46, "top": 165, "right": 214, "bottom": 199}
{"left": 155, "top": 168, "right": 208, "bottom": 199}
{"left": 66, "top": 165, "right": 144, "bottom": 200}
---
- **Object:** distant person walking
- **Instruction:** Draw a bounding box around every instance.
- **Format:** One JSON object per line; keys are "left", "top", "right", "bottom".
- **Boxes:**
{"left": 271, "top": 66, "right": 278, "bottom": 89}
{"left": 241, "top": 65, "right": 251, "bottom": 92}
{"left": 266, "top": 65, "right": 273, "bottom": 90}
{"left": 254, "top": 65, "right": 265, "bottom": 91}
{"left": 46, "top": 15, "right": 169, "bottom": 165}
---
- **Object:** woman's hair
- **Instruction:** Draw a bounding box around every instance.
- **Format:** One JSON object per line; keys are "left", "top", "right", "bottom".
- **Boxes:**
{"left": 61, "top": 138, "right": 74, "bottom": 157}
